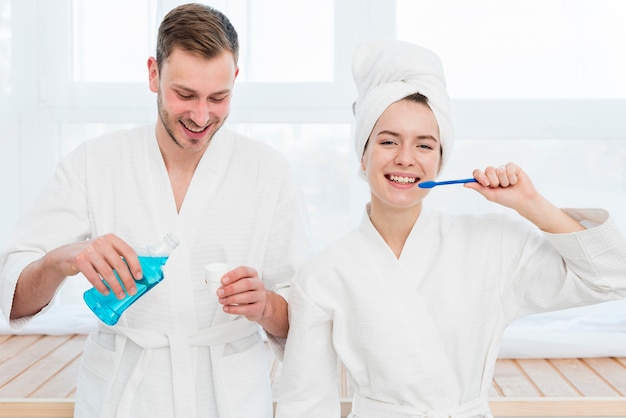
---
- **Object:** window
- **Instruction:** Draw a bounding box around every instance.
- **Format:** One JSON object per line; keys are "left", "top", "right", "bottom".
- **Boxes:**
{"left": 72, "top": 1, "right": 153, "bottom": 83}
{"left": 429, "top": 138, "right": 626, "bottom": 235}
{"left": 397, "top": 0, "right": 626, "bottom": 99}
{"left": 224, "top": 0, "right": 335, "bottom": 82}
{"left": 71, "top": 0, "right": 334, "bottom": 83}
{"left": 57, "top": 0, "right": 353, "bottom": 249}
{"left": 0, "top": 0, "right": 9, "bottom": 96}
{"left": 5, "top": 0, "right": 626, "bottom": 247}
{"left": 230, "top": 123, "right": 353, "bottom": 248}
{"left": 2, "top": 1, "right": 626, "bottom": 343}
{"left": 396, "top": 0, "right": 626, "bottom": 235}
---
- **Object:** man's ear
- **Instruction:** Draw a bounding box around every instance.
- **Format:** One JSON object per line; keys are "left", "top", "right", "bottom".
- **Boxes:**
{"left": 147, "top": 57, "right": 159, "bottom": 93}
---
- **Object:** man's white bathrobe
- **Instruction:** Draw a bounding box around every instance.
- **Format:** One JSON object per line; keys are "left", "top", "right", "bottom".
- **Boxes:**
{"left": 0, "top": 125, "right": 310, "bottom": 417}
{"left": 276, "top": 206, "right": 626, "bottom": 418}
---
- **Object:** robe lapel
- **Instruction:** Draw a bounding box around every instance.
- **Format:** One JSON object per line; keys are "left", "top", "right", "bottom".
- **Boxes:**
{"left": 394, "top": 259, "right": 460, "bottom": 400}
{"left": 362, "top": 210, "right": 460, "bottom": 401}
{"left": 146, "top": 130, "right": 233, "bottom": 327}
{"left": 398, "top": 211, "right": 460, "bottom": 399}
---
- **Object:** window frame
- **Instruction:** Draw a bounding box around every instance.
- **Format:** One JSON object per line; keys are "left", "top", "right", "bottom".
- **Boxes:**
{"left": 2, "top": 0, "right": 626, "bottom": 242}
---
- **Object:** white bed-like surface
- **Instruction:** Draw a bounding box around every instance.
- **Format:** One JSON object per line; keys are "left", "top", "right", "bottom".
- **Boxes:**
{"left": 498, "top": 298, "right": 626, "bottom": 358}
{"left": 1, "top": 297, "right": 625, "bottom": 359}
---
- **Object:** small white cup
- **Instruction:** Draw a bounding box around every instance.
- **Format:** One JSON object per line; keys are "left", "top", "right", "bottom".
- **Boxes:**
{"left": 204, "top": 263, "right": 230, "bottom": 295}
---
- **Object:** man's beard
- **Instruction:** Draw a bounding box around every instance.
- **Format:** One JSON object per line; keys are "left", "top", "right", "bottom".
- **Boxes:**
{"left": 157, "top": 91, "right": 226, "bottom": 149}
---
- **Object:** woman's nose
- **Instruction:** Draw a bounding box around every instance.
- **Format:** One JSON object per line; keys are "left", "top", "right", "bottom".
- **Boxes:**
{"left": 394, "top": 144, "right": 415, "bottom": 166}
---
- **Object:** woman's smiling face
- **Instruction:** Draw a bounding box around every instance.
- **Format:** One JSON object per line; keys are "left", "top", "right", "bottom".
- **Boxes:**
{"left": 361, "top": 98, "right": 442, "bottom": 212}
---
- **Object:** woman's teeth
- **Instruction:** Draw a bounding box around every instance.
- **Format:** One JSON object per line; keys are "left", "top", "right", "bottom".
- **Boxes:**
{"left": 389, "top": 175, "right": 416, "bottom": 184}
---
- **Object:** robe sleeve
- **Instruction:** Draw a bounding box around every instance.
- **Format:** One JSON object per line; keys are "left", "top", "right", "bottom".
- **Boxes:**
{"left": 261, "top": 163, "right": 313, "bottom": 357}
{"left": 503, "top": 208, "right": 626, "bottom": 319}
{"left": 0, "top": 145, "right": 90, "bottom": 329}
{"left": 275, "top": 280, "right": 340, "bottom": 418}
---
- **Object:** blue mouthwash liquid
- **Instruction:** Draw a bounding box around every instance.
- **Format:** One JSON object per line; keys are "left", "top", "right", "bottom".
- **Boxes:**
{"left": 83, "top": 255, "right": 169, "bottom": 326}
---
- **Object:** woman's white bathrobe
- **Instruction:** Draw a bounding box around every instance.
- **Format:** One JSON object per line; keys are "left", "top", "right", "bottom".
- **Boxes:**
{"left": 276, "top": 207, "right": 626, "bottom": 418}
{"left": 0, "top": 125, "right": 310, "bottom": 417}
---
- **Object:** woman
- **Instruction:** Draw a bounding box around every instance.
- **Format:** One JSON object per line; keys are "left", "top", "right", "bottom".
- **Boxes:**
{"left": 275, "top": 40, "right": 626, "bottom": 418}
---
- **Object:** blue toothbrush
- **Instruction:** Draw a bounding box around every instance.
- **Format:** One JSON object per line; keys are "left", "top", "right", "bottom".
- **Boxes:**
{"left": 418, "top": 178, "right": 477, "bottom": 188}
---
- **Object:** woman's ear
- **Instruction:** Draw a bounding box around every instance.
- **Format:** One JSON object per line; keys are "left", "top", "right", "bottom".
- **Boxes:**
{"left": 360, "top": 139, "right": 370, "bottom": 172}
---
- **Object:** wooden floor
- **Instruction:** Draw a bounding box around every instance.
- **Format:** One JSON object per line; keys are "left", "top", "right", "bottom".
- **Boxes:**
{"left": 1, "top": 334, "right": 626, "bottom": 417}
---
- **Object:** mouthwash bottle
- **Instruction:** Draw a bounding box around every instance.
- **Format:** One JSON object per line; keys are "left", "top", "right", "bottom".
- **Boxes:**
{"left": 83, "top": 233, "right": 180, "bottom": 326}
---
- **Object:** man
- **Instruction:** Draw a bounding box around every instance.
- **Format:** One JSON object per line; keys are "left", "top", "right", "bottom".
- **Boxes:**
{"left": 0, "top": 4, "right": 310, "bottom": 417}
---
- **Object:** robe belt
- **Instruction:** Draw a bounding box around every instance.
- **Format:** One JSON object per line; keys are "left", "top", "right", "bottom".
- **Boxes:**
{"left": 351, "top": 395, "right": 491, "bottom": 418}
{"left": 100, "top": 318, "right": 261, "bottom": 418}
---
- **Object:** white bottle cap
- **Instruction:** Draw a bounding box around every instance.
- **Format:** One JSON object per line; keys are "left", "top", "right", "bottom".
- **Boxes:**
{"left": 204, "top": 263, "right": 230, "bottom": 294}
{"left": 147, "top": 233, "right": 180, "bottom": 257}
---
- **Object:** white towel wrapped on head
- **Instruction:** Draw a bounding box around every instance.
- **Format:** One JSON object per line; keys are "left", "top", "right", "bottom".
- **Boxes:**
{"left": 352, "top": 40, "right": 454, "bottom": 176}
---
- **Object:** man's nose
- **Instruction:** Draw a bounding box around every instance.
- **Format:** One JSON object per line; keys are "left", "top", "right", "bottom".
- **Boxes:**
{"left": 189, "top": 100, "right": 210, "bottom": 127}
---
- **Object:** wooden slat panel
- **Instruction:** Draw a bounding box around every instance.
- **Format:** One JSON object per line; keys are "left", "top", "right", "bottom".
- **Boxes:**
{"left": 0, "top": 336, "right": 52, "bottom": 390}
{"left": 550, "top": 358, "right": 620, "bottom": 396}
{"left": 515, "top": 358, "right": 579, "bottom": 396}
{"left": 583, "top": 357, "right": 626, "bottom": 395}
{"left": 3, "top": 335, "right": 626, "bottom": 417}
{"left": 2, "top": 398, "right": 626, "bottom": 418}
{"left": 0, "top": 336, "right": 79, "bottom": 397}
{"left": 339, "top": 362, "right": 353, "bottom": 400}
{"left": 488, "top": 380, "right": 501, "bottom": 397}
{"left": 23, "top": 336, "right": 86, "bottom": 398}
{"left": 0, "top": 335, "right": 42, "bottom": 364}
{"left": 489, "top": 397, "right": 626, "bottom": 416}
{"left": 492, "top": 359, "right": 539, "bottom": 397}
{"left": 0, "top": 399, "right": 74, "bottom": 418}
{"left": 29, "top": 355, "right": 82, "bottom": 398}
{"left": 490, "top": 366, "right": 505, "bottom": 397}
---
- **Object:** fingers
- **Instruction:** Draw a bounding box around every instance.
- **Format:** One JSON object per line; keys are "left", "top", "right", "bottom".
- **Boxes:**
{"left": 72, "top": 234, "right": 140, "bottom": 299}
{"left": 487, "top": 165, "right": 509, "bottom": 187}
{"left": 473, "top": 162, "right": 520, "bottom": 188}
{"left": 219, "top": 275, "right": 264, "bottom": 304}
{"left": 218, "top": 266, "right": 266, "bottom": 319}
{"left": 220, "top": 265, "right": 258, "bottom": 287}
